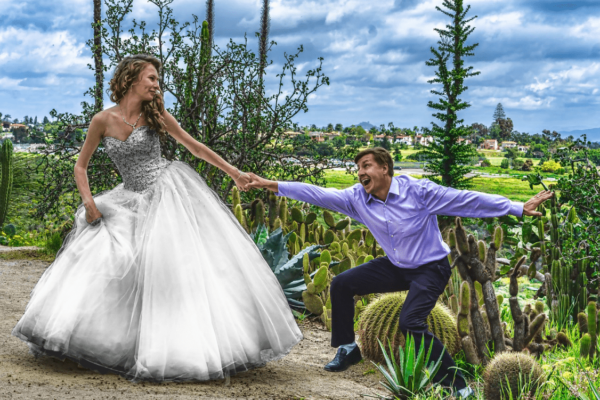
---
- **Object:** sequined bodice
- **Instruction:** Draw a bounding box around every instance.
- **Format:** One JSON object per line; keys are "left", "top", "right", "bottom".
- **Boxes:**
{"left": 103, "top": 126, "right": 170, "bottom": 193}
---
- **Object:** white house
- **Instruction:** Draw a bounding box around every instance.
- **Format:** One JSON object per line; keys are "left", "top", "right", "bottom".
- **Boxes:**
{"left": 479, "top": 139, "right": 498, "bottom": 151}
{"left": 394, "top": 135, "right": 413, "bottom": 145}
{"left": 501, "top": 141, "right": 517, "bottom": 151}
{"left": 415, "top": 135, "right": 434, "bottom": 146}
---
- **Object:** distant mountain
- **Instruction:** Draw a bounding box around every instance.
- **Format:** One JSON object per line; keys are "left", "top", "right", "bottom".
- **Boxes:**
{"left": 559, "top": 128, "right": 600, "bottom": 142}
{"left": 357, "top": 121, "right": 376, "bottom": 131}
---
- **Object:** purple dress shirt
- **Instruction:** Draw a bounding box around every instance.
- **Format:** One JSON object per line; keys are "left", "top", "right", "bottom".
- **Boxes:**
{"left": 276, "top": 175, "right": 524, "bottom": 269}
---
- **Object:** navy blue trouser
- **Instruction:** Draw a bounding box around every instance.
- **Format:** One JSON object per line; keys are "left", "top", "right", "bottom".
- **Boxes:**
{"left": 329, "top": 255, "right": 467, "bottom": 390}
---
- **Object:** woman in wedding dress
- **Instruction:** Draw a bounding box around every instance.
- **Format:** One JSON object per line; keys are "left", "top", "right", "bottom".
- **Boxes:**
{"left": 12, "top": 54, "right": 303, "bottom": 382}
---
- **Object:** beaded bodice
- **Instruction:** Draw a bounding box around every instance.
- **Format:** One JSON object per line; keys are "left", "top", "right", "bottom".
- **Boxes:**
{"left": 103, "top": 126, "right": 170, "bottom": 193}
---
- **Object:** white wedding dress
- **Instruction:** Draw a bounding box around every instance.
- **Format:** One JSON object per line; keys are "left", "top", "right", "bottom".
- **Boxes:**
{"left": 12, "top": 126, "right": 303, "bottom": 382}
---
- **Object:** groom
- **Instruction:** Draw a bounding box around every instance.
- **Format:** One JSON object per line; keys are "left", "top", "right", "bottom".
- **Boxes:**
{"left": 246, "top": 147, "right": 552, "bottom": 398}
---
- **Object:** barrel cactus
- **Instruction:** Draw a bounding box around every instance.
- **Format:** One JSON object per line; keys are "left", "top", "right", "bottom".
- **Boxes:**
{"left": 357, "top": 292, "right": 460, "bottom": 363}
{"left": 483, "top": 352, "right": 544, "bottom": 400}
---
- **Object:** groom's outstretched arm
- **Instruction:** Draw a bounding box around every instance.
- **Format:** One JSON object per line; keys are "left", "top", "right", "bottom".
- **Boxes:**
{"left": 246, "top": 173, "right": 361, "bottom": 221}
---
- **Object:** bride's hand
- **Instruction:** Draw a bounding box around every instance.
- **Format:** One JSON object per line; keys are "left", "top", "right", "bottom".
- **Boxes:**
{"left": 234, "top": 171, "right": 252, "bottom": 192}
{"left": 85, "top": 205, "right": 103, "bottom": 225}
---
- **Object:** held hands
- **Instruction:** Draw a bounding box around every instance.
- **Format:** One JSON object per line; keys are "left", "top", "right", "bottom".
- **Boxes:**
{"left": 231, "top": 171, "right": 277, "bottom": 192}
{"left": 523, "top": 190, "right": 554, "bottom": 217}
{"left": 233, "top": 169, "right": 253, "bottom": 192}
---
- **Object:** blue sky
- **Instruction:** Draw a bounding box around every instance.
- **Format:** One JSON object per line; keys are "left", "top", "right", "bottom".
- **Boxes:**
{"left": 1, "top": 0, "right": 599, "bottom": 134}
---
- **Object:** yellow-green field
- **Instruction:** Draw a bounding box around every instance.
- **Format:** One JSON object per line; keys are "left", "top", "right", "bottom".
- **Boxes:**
{"left": 323, "top": 170, "right": 553, "bottom": 202}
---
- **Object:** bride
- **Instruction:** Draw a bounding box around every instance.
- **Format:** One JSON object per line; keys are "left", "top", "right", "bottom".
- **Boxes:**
{"left": 12, "top": 54, "right": 303, "bottom": 382}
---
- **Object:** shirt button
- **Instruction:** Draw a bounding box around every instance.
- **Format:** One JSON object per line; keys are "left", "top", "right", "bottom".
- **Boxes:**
{"left": 391, "top": 235, "right": 394, "bottom": 237}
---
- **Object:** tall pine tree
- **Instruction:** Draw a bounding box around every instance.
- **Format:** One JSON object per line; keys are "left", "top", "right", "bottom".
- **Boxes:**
{"left": 493, "top": 103, "right": 506, "bottom": 121}
{"left": 418, "top": 0, "right": 479, "bottom": 189}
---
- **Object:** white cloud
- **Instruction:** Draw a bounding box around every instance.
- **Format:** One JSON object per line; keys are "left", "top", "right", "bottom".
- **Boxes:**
{"left": 0, "top": 76, "right": 26, "bottom": 89}
{"left": 0, "top": 27, "right": 88, "bottom": 74}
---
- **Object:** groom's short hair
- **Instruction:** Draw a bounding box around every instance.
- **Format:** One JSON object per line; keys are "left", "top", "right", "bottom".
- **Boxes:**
{"left": 354, "top": 147, "right": 394, "bottom": 177}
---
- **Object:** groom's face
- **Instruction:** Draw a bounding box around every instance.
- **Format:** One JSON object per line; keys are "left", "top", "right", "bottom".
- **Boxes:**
{"left": 357, "top": 154, "right": 388, "bottom": 195}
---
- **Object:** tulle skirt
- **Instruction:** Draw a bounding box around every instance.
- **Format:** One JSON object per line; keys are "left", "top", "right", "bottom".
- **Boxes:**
{"left": 12, "top": 161, "right": 303, "bottom": 382}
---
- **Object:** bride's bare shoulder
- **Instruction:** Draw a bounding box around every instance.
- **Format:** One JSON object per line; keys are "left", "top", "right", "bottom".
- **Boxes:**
{"left": 89, "top": 107, "right": 119, "bottom": 136}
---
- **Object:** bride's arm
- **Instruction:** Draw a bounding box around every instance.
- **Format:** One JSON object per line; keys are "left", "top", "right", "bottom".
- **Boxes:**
{"left": 74, "top": 113, "right": 105, "bottom": 223}
{"left": 161, "top": 111, "right": 251, "bottom": 190}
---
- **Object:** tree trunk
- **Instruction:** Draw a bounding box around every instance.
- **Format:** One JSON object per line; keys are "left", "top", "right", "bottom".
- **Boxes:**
{"left": 93, "top": 0, "right": 103, "bottom": 114}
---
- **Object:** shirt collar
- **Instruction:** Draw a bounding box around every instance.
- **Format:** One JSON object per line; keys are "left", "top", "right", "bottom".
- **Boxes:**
{"left": 366, "top": 177, "right": 399, "bottom": 204}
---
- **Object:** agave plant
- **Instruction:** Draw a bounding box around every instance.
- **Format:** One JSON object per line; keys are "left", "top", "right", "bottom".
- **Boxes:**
{"left": 251, "top": 225, "right": 323, "bottom": 310}
{"left": 362, "top": 333, "right": 444, "bottom": 400}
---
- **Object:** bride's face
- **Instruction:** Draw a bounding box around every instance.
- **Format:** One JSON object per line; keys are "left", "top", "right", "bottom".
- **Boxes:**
{"left": 131, "top": 64, "right": 160, "bottom": 102}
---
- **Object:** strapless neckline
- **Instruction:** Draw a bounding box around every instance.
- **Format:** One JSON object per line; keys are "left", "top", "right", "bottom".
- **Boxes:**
{"left": 103, "top": 126, "right": 150, "bottom": 144}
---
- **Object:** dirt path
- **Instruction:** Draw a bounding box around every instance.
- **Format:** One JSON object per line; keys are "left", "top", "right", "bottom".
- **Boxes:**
{"left": 0, "top": 258, "right": 385, "bottom": 400}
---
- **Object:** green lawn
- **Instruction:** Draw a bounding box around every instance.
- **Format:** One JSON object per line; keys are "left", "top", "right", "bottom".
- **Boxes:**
{"left": 470, "top": 165, "right": 561, "bottom": 179}
{"left": 323, "top": 170, "right": 552, "bottom": 202}
{"left": 486, "top": 156, "right": 540, "bottom": 167}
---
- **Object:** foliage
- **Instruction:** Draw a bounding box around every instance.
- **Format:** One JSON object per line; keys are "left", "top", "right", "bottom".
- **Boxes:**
{"left": 558, "top": 359, "right": 600, "bottom": 400}
{"left": 416, "top": 0, "right": 479, "bottom": 190}
{"left": 500, "top": 159, "right": 509, "bottom": 169}
{"left": 34, "top": 0, "right": 356, "bottom": 218}
{"left": 362, "top": 334, "right": 444, "bottom": 400}
{"left": 540, "top": 160, "right": 562, "bottom": 173}
{"left": 493, "top": 103, "right": 506, "bottom": 121}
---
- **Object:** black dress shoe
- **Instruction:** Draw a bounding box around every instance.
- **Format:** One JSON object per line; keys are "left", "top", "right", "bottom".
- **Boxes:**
{"left": 324, "top": 345, "right": 362, "bottom": 372}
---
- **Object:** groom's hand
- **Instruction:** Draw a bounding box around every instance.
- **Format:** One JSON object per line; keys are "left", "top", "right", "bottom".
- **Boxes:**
{"left": 523, "top": 190, "right": 554, "bottom": 217}
{"left": 246, "top": 173, "right": 279, "bottom": 192}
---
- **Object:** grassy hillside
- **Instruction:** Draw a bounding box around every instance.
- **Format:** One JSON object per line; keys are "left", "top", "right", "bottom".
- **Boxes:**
{"left": 323, "top": 170, "right": 552, "bottom": 202}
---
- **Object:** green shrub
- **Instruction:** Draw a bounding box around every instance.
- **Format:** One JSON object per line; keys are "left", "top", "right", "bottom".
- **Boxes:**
{"left": 500, "top": 159, "right": 509, "bottom": 169}
{"left": 540, "top": 160, "right": 562, "bottom": 172}
{"left": 521, "top": 159, "right": 534, "bottom": 171}
{"left": 44, "top": 232, "right": 63, "bottom": 254}
{"left": 512, "top": 159, "right": 524, "bottom": 170}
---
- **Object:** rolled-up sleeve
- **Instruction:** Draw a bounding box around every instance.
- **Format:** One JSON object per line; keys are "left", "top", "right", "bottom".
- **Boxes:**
{"left": 276, "top": 182, "right": 361, "bottom": 221}
{"left": 417, "top": 178, "right": 523, "bottom": 218}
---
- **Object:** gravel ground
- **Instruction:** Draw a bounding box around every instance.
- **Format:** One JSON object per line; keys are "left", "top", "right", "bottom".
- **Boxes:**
{"left": 0, "top": 258, "right": 386, "bottom": 400}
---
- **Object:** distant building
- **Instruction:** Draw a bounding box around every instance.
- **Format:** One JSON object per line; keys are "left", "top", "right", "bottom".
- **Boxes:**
{"left": 308, "top": 131, "right": 325, "bottom": 142}
{"left": 2, "top": 121, "right": 10, "bottom": 131}
{"left": 500, "top": 141, "right": 517, "bottom": 150}
{"left": 457, "top": 137, "right": 472, "bottom": 145}
{"left": 394, "top": 135, "right": 413, "bottom": 145}
{"left": 479, "top": 139, "right": 498, "bottom": 151}
{"left": 518, "top": 145, "right": 530, "bottom": 152}
{"left": 415, "top": 135, "right": 434, "bottom": 146}
{"left": 10, "top": 123, "right": 29, "bottom": 134}
{"left": 324, "top": 131, "right": 342, "bottom": 140}
{"left": 532, "top": 150, "right": 544, "bottom": 158}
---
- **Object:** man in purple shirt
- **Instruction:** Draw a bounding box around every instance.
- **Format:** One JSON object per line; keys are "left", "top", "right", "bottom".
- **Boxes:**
{"left": 247, "top": 148, "right": 552, "bottom": 398}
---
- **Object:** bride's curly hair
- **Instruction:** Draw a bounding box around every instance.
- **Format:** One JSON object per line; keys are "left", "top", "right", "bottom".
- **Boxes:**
{"left": 108, "top": 54, "right": 167, "bottom": 137}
